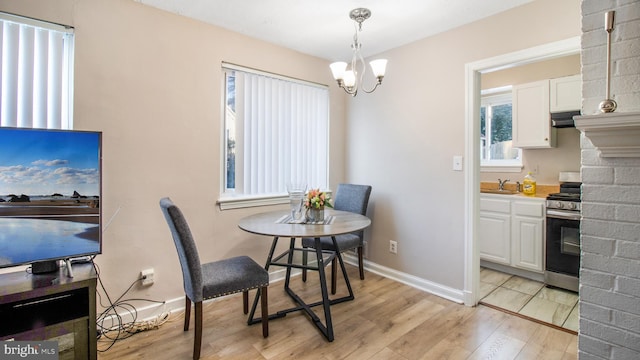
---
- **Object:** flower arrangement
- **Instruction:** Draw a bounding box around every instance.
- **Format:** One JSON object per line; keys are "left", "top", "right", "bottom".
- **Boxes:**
{"left": 304, "top": 188, "right": 333, "bottom": 209}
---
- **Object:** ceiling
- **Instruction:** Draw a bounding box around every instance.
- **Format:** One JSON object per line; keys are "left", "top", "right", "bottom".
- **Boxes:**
{"left": 134, "top": 0, "right": 533, "bottom": 61}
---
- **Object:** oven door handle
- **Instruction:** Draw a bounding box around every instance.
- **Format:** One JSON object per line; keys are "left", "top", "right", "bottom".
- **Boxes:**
{"left": 546, "top": 209, "right": 581, "bottom": 221}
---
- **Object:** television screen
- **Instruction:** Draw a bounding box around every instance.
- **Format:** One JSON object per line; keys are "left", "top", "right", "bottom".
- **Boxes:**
{"left": 0, "top": 127, "right": 102, "bottom": 270}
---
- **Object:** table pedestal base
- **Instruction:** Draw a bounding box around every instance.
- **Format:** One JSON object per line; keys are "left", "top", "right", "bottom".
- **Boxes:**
{"left": 247, "top": 236, "right": 354, "bottom": 341}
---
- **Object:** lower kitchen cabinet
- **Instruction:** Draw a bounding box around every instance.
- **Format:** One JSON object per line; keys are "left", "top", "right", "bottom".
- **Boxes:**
{"left": 512, "top": 201, "right": 545, "bottom": 271}
{"left": 480, "top": 194, "right": 545, "bottom": 272}
{"left": 479, "top": 197, "right": 511, "bottom": 265}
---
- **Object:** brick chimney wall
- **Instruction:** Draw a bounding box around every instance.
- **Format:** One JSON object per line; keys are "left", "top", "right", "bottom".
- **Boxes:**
{"left": 579, "top": 1, "right": 640, "bottom": 359}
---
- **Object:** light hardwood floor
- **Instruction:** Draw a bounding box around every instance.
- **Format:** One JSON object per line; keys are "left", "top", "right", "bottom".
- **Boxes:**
{"left": 98, "top": 265, "right": 577, "bottom": 359}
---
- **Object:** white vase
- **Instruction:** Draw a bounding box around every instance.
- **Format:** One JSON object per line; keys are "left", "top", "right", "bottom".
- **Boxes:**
{"left": 306, "top": 207, "right": 324, "bottom": 223}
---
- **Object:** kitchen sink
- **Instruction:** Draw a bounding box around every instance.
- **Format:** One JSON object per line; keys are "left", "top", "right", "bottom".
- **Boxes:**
{"left": 481, "top": 189, "right": 518, "bottom": 195}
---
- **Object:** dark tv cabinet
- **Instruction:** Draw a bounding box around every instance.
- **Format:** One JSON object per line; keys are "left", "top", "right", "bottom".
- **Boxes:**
{"left": 0, "top": 263, "right": 97, "bottom": 360}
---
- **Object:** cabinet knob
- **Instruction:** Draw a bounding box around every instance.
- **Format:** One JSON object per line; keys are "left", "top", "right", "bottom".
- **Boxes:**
{"left": 544, "top": 138, "right": 548, "bottom": 141}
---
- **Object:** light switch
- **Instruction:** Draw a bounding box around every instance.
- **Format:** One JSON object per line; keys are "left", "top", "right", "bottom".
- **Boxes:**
{"left": 453, "top": 155, "right": 463, "bottom": 171}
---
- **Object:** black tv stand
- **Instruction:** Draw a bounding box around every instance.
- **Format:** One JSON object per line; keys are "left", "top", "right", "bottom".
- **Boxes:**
{"left": 0, "top": 263, "right": 97, "bottom": 359}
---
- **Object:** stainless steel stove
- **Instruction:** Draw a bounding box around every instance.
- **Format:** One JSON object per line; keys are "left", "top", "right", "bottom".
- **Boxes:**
{"left": 545, "top": 181, "right": 581, "bottom": 292}
{"left": 547, "top": 182, "right": 581, "bottom": 212}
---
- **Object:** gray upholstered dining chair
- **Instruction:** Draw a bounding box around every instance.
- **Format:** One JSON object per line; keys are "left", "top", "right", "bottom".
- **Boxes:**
{"left": 301, "top": 183, "right": 372, "bottom": 294}
{"left": 159, "top": 197, "right": 269, "bottom": 360}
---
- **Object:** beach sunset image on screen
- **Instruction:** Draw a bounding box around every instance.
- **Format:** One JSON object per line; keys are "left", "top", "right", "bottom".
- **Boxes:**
{"left": 0, "top": 128, "right": 102, "bottom": 268}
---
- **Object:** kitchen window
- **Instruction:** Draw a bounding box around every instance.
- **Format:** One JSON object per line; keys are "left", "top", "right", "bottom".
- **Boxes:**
{"left": 0, "top": 12, "right": 74, "bottom": 130}
{"left": 480, "top": 86, "right": 522, "bottom": 171}
{"left": 219, "top": 63, "right": 330, "bottom": 209}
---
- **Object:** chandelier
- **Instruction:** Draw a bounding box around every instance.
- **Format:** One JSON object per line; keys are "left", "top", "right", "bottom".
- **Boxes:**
{"left": 329, "top": 8, "right": 388, "bottom": 96}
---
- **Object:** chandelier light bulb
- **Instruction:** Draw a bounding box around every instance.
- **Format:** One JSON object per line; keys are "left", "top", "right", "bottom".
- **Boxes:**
{"left": 343, "top": 70, "right": 356, "bottom": 88}
{"left": 369, "top": 59, "right": 387, "bottom": 78}
{"left": 329, "top": 62, "right": 347, "bottom": 81}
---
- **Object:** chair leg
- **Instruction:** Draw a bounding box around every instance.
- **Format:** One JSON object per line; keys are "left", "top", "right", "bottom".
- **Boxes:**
{"left": 302, "top": 248, "right": 308, "bottom": 282}
{"left": 243, "top": 291, "right": 249, "bottom": 314}
{"left": 193, "top": 301, "right": 203, "bottom": 360}
{"left": 358, "top": 246, "right": 365, "bottom": 280}
{"left": 331, "top": 257, "right": 337, "bottom": 294}
{"left": 260, "top": 287, "right": 269, "bottom": 337}
{"left": 184, "top": 296, "right": 191, "bottom": 331}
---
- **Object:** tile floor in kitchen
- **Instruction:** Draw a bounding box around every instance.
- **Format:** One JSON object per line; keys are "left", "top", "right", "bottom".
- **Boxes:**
{"left": 479, "top": 267, "right": 579, "bottom": 333}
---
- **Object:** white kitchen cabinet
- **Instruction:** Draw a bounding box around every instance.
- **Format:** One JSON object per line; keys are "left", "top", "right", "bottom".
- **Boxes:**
{"left": 479, "top": 197, "right": 511, "bottom": 265}
{"left": 480, "top": 195, "right": 545, "bottom": 273}
{"left": 550, "top": 74, "right": 581, "bottom": 112}
{"left": 511, "top": 200, "right": 545, "bottom": 272}
{"left": 512, "top": 80, "right": 556, "bottom": 148}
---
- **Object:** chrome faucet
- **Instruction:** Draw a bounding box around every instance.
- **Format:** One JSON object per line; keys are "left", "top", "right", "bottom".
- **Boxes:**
{"left": 498, "top": 178, "right": 509, "bottom": 190}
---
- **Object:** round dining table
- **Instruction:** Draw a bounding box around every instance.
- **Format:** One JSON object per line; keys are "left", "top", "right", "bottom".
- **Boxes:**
{"left": 238, "top": 209, "right": 371, "bottom": 342}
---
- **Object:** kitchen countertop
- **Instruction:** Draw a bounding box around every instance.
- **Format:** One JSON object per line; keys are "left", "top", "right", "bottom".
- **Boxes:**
{"left": 480, "top": 182, "right": 558, "bottom": 199}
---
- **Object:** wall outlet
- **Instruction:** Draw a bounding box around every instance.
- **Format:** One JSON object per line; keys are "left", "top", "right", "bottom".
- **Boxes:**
{"left": 140, "top": 268, "right": 154, "bottom": 286}
{"left": 389, "top": 240, "right": 398, "bottom": 254}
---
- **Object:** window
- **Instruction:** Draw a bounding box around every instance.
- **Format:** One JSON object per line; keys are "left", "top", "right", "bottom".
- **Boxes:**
{"left": 480, "top": 86, "right": 522, "bottom": 170}
{"left": 221, "top": 63, "right": 329, "bottom": 208}
{"left": 0, "top": 12, "right": 74, "bottom": 130}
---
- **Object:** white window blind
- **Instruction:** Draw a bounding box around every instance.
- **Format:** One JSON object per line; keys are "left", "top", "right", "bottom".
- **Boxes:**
{"left": 0, "top": 12, "right": 74, "bottom": 129}
{"left": 223, "top": 64, "right": 329, "bottom": 198}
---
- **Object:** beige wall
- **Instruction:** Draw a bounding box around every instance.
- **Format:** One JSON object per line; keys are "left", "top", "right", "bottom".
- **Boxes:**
{"left": 481, "top": 55, "right": 580, "bottom": 89}
{"left": 481, "top": 55, "right": 582, "bottom": 184}
{"left": 0, "top": 0, "right": 581, "bottom": 305}
{"left": 347, "top": 0, "right": 581, "bottom": 288}
{"left": 0, "top": 0, "right": 346, "bottom": 306}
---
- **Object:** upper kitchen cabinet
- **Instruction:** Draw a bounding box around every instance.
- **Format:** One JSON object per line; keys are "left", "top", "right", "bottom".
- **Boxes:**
{"left": 512, "top": 80, "right": 556, "bottom": 148}
{"left": 550, "top": 74, "right": 581, "bottom": 112}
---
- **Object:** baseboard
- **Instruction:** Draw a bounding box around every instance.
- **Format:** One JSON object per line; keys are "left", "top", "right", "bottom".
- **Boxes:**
{"left": 98, "top": 266, "right": 301, "bottom": 329}
{"left": 343, "top": 253, "right": 465, "bottom": 304}
{"left": 97, "top": 295, "right": 185, "bottom": 331}
{"left": 111, "top": 255, "right": 466, "bottom": 326}
{"left": 480, "top": 260, "right": 545, "bottom": 282}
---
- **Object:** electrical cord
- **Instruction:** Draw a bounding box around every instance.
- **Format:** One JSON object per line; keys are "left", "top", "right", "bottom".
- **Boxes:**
{"left": 92, "top": 261, "right": 169, "bottom": 352}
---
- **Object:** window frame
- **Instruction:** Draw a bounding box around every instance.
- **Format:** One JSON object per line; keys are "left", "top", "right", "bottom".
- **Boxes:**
{"left": 217, "top": 63, "right": 330, "bottom": 210}
{"left": 480, "top": 86, "right": 523, "bottom": 172}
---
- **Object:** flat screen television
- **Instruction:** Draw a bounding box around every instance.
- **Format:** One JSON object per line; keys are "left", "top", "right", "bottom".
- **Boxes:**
{"left": 0, "top": 127, "right": 102, "bottom": 274}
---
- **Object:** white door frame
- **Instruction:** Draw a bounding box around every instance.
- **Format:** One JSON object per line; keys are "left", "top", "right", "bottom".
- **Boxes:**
{"left": 462, "top": 37, "right": 581, "bottom": 306}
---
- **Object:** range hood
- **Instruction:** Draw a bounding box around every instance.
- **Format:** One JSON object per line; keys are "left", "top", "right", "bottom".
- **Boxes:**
{"left": 551, "top": 110, "right": 581, "bottom": 128}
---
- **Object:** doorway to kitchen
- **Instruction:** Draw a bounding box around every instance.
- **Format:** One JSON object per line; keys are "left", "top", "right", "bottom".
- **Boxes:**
{"left": 463, "top": 37, "right": 581, "bottom": 307}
